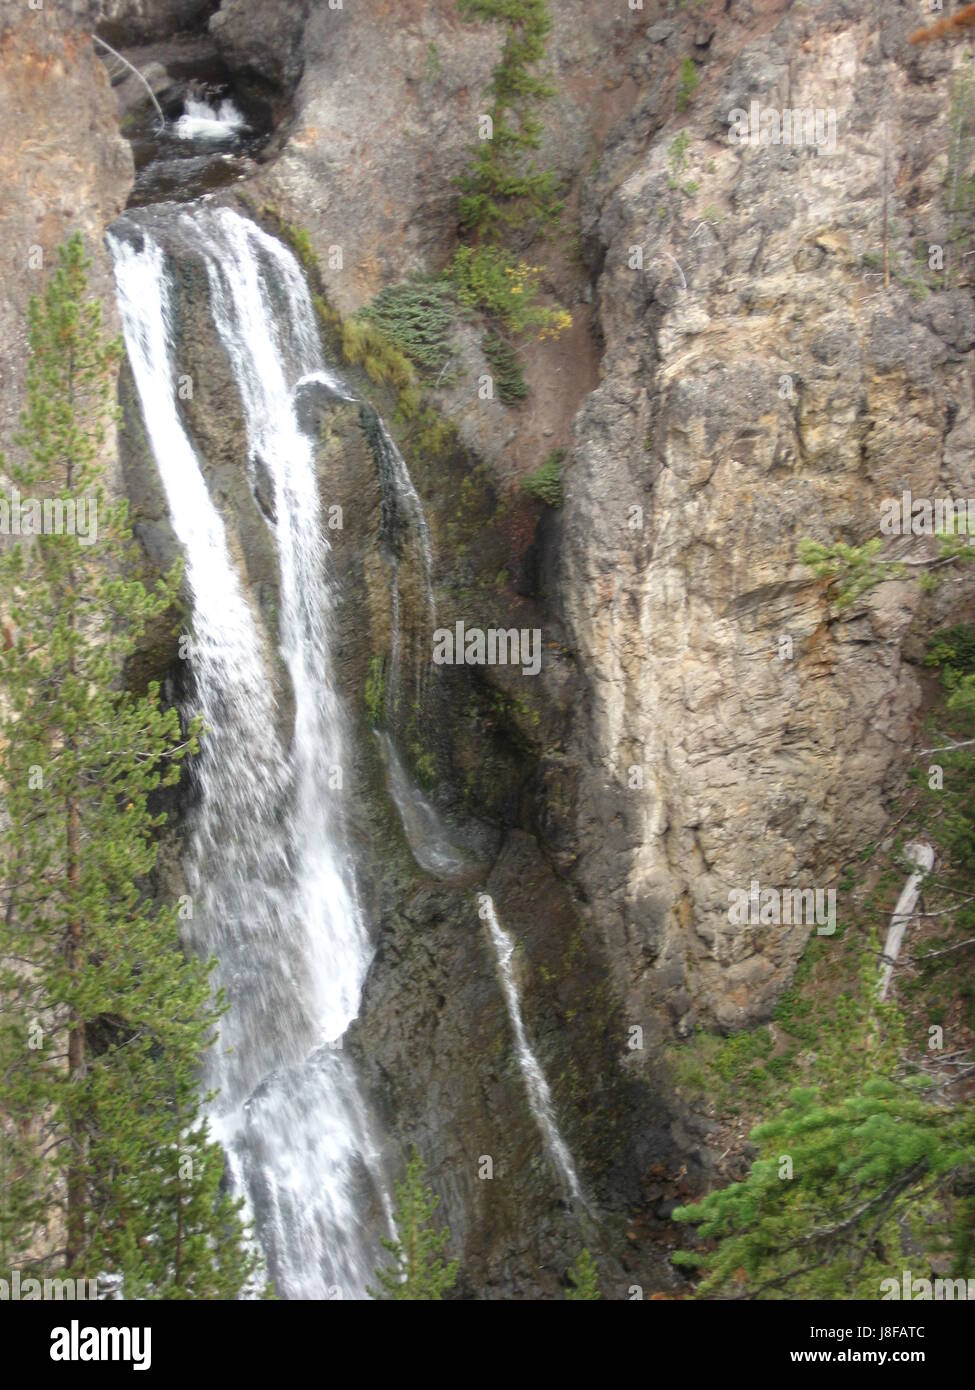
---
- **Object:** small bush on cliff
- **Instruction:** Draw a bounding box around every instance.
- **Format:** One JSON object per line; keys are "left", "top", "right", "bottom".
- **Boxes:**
{"left": 449, "top": 245, "right": 569, "bottom": 338}
{"left": 362, "top": 276, "right": 455, "bottom": 375}
{"left": 482, "top": 330, "right": 529, "bottom": 403}
{"left": 676, "top": 56, "right": 700, "bottom": 112}
{"left": 369, "top": 1148, "right": 459, "bottom": 1300}
{"left": 799, "top": 522, "right": 974, "bottom": 609}
{"left": 566, "top": 1248, "right": 601, "bottom": 1299}
{"left": 667, "top": 129, "right": 691, "bottom": 184}
{"left": 522, "top": 447, "right": 565, "bottom": 506}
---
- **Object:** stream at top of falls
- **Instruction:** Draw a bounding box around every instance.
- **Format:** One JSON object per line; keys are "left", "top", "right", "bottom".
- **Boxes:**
{"left": 109, "top": 202, "right": 392, "bottom": 1299}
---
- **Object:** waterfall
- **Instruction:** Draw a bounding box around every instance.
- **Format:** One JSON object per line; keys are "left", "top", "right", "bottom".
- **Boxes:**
{"left": 108, "top": 205, "right": 389, "bottom": 1299}
{"left": 175, "top": 97, "right": 248, "bottom": 143}
{"left": 375, "top": 732, "right": 466, "bottom": 878}
{"left": 480, "top": 896, "right": 585, "bottom": 1204}
{"left": 369, "top": 416, "right": 435, "bottom": 716}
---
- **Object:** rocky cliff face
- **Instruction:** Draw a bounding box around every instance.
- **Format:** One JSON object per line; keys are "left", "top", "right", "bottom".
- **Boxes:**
{"left": 12, "top": 0, "right": 975, "bottom": 1296}
{"left": 248, "top": 0, "right": 975, "bottom": 1041}
{"left": 0, "top": 3, "right": 131, "bottom": 469}
{"left": 89, "top": 0, "right": 217, "bottom": 46}
{"left": 250, "top": 0, "right": 650, "bottom": 311}
{"left": 561, "top": 1, "right": 975, "bottom": 1032}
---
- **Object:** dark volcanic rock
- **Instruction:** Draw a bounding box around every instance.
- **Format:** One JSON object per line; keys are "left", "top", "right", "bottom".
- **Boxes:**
{"left": 209, "top": 0, "right": 311, "bottom": 91}
{"left": 89, "top": 0, "right": 219, "bottom": 46}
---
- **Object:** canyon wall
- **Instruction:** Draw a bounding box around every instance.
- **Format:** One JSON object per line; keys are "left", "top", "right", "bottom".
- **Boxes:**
{"left": 248, "top": 0, "right": 975, "bottom": 1036}
{"left": 561, "top": 2, "right": 975, "bottom": 1032}
{"left": 7, "top": 0, "right": 975, "bottom": 1293}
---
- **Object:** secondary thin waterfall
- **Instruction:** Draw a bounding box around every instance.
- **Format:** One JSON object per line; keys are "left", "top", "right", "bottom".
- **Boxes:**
{"left": 369, "top": 416, "right": 435, "bottom": 717}
{"left": 375, "top": 732, "right": 466, "bottom": 879}
{"left": 109, "top": 204, "right": 389, "bottom": 1299}
{"left": 480, "top": 895, "right": 585, "bottom": 1204}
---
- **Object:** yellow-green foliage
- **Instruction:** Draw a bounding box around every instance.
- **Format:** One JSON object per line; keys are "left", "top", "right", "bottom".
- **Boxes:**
{"left": 312, "top": 292, "right": 341, "bottom": 333}
{"left": 448, "top": 245, "right": 570, "bottom": 339}
{"left": 412, "top": 407, "right": 457, "bottom": 460}
{"left": 566, "top": 1249, "right": 600, "bottom": 1300}
{"left": 341, "top": 317, "right": 421, "bottom": 419}
{"left": 275, "top": 215, "right": 319, "bottom": 274}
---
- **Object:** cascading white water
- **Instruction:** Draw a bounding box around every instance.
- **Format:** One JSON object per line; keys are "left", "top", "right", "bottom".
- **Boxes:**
{"left": 375, "top": 732, "right": 466, "bottom": 878}
{"left": 480, "top": 895, "right": 585, "bottom": 1204}
{"left": 109, "top": 205, "right": 389, "bottom": 1299}
{"left": 370, "top": 418, "right": 435, "bottom": 713}
{"left": 175, "top": 96, "right": 248, "bottom": 142}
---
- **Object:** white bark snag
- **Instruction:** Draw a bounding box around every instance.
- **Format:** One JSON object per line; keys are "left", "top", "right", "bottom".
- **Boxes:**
{"left": 92, "top": 35, "right": 166, "bottom": 133}
{"left": 879, "top": 841, "right": 934, "bottom": 1000}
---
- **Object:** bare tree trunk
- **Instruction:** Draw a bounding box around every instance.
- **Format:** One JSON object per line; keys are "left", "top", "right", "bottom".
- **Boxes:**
{"left": 65, "top": 788, "right": 85, "bottom": 1269}
{"left": 64, "top": 363, "right": 85, "bottom": 1270}
{"left": 92, "top": 35, "right": 166, "bottom": 132}
{"left": 878, "top": 841, "right": 934, "bottom": 1001}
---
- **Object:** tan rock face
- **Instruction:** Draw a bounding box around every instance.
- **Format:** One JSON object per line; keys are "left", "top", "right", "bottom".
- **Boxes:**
{"left": 562, "top": 5, "right": 975, "bottom": 1031}
{"left": 252, "top": 0, "right": 652, "bottom": 312}
{"left": 239, "top": 1, "right": 975, "bottom": 1036}
{"left": 0, "top": 5, "right": 132, "bottom": 482}
{"left": 252, "top": 0, "right": 500, "bottom": 312}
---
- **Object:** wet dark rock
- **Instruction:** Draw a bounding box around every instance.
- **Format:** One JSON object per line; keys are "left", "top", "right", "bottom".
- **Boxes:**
{"left": 90, "top": 0, "right": 219, "bottom": 47}
{"left": 249, "top": 450, "right": 276, "bottom": 524}
{"left": 293, "top": 374, "right": 346, "bottom": 435}
{"left": 209, "top": 0, "right": 311, "bottom": 92}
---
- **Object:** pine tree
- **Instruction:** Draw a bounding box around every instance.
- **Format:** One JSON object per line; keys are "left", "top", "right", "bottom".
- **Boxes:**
{"left": 369, "top": 1147, "right": 459, "bottom": 1299}
{"left": 0, "top": 234, "right": 257, "bottom": 1295}
{"left": 456, "top": 0, "right": 563, "bottom": 238}
{"left": 566, "top": 1248, "right": 600, "bottom": 1300}
{"left": 672, "top": 973, "right": 975, "bottom": 1298}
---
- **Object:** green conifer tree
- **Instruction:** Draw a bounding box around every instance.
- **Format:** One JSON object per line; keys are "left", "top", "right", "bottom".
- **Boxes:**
{"left": 456, "top": 0, "right": 563, "bottom": 237}
{"left": 566, "top": 1247, "right": 600, "bottom": 1299}
{"left": 672, "top": 969, "right": 975, "bottom": 1298}
{"left": 369, "top": 1147, "right": 459, "bottom": 1299}
{"left": 0, "top": 234, "right": 257, "bottom": 1296}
